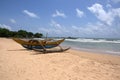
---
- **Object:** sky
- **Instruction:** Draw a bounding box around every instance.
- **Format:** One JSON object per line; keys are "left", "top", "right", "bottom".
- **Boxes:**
{"left": 0, "top": 0, "right": 120, "bottom": 38}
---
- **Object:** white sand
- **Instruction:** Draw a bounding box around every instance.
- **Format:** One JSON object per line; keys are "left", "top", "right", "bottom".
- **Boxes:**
{"left": 0, "top": 38, "right": 120, "bottom": 80}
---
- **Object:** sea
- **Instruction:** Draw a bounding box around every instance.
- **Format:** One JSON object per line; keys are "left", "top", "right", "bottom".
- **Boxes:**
{"left": 61, "top": 38, "right": 120, "bottom": 56}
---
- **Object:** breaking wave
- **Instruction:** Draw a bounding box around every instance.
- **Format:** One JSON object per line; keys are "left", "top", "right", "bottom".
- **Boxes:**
{"left": 66, "top": 38, "right": 120, "bottom": 43}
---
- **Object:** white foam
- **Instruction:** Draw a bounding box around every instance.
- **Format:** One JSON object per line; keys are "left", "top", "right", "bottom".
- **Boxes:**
{"left": 106, "top": 51, "right": 120, "bottom": 54}
{"left": 66, "top": 38, "right": 120, "bottom": 43}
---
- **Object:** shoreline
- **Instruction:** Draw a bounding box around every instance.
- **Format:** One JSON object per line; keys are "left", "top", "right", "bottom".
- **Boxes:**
{"left": 71, "top": 47, "right": 120, "bottom": 56}
{"left": 0, "top": 38, "right": 120, "bottom": 80}
{"left": 69, "top": 49, "right": 120, "bottom": 65}
{"left": 62, "top": 44, "right": 120, "bottom": 56}
{"left": 62, "top": 38, "right": 120, "bottom": 56}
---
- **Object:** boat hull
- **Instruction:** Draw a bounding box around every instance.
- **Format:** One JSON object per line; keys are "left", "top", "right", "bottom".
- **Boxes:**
{"left": 13, "top": 38, "right": 65, "bottom": 49}
{"left": 22, "top": 44, "right": 58, "bottom": 49}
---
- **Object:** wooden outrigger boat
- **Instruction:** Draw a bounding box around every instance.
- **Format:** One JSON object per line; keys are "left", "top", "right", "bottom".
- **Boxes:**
{"left": 12, "top": 38, "right": 70, "bottom": 53}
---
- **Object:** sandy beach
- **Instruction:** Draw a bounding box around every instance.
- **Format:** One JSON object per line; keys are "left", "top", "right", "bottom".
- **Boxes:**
{"left": 0, "top": 38, "right": 120, "bottom": 80}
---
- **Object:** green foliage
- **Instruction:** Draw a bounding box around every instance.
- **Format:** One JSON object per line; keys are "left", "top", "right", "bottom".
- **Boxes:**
{"left": 0, "top": 28, "right": 10, "bottom": 37}
{"left": 34, "top": 33, "right": 43, "bottom": 38}
{"left": 9, "top": 31, "right": 17, "bottom": 37}
{"left": 27, "top": 32, "right": 34, "bottom": 38}
{"left": 0, "top": 27, "right": 43, "bottom": 38}
{"left": 17, "top": 30, "right": 28, "bottom": 38}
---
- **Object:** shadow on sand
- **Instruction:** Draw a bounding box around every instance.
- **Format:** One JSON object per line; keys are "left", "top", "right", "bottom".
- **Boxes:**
{"left": 7, "top": 47, "right": 70, "bottom": 55}
{"left": 8, "top": 49, "right": 31, "bottom": 51}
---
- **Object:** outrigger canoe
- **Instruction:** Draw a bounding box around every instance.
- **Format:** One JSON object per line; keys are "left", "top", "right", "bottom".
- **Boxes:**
{"left": 13, "top": 38, "right": 70, "bottom": 53}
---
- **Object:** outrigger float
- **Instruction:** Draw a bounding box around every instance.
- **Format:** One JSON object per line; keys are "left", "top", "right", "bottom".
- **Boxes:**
{"left": 12, "top": 38, "right": 70, "bottom": 53}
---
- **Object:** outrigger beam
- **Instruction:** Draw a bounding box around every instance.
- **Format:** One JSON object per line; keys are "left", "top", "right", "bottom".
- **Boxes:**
{"left": 33, "top": 47, "right": 70, "bottom": 53}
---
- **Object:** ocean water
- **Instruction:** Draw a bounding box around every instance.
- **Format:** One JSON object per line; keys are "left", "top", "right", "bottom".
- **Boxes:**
{"left": 61, "top": 38, "right": 120, "bottom": 55}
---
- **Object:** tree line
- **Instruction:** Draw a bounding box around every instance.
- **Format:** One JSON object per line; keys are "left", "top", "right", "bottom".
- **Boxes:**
{"left": 0, "top": 27, "right": 43, "bottom": 38}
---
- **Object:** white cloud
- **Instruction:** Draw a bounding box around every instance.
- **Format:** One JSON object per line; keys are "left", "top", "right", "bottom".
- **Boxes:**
{"left": 88, "top": 3, "right": 120, "bottom": 26}
{"left": 23, "top": 10, "right": 39, "bottom": 18}
{"left": 50, "top": 20, "right": 62, "bottom": 29}
{"left": 39, "top": 20, "right": 120, "bottom": 37}
{"left": 71, "top": 22, "right": 120, "bottom": 38}
{"left": 106, "top": 4, "right": 112, "bottom": 8}
{"left": 0, "top": 24, "right": 11, "bottom": 30}
{"left": 111, "top": 0, "right": 120, "bottom": 3}
{"left": 112, "top": 8, "right": 120, "bottom": 17}
{"left": 39, "top": 20, "right": 70, "bottom": 37}
{"left": 76, "top": 8, "right": 84, "bottom": 18}
{"left": 52, "top": 10, "right": 66, "bottom": 18}
{"left": 50, "top": 20, "right": 66, "bottom": 34}
{"left": 10, "top": 19, "right": 16, "bottom": 24}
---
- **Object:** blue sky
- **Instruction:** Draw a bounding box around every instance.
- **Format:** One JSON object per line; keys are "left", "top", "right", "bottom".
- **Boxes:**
{"left": 0, "top": 0, "right": 120, "bottom": 38}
